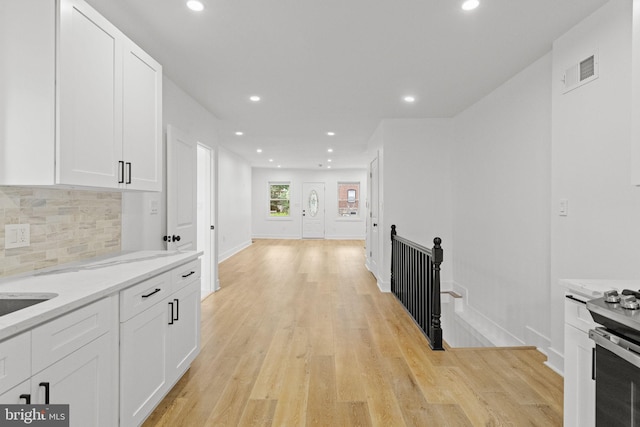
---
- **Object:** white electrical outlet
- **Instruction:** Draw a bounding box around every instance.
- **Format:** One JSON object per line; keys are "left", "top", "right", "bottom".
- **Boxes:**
{"left": 5, "top": 224, "right": 30, "bottom": 249}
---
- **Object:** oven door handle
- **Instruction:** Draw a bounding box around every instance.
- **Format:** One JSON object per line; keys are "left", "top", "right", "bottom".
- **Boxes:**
{"left": 590, "top": 327, "right": 640, "bottom": 369}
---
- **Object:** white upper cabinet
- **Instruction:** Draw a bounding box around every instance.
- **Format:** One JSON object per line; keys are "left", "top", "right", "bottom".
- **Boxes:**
{"left": 122, "top": 40, "right": 163, "bottom": 191}
{"left": 0, "top": 0, "right": 162, "bottom": 191}
{"left": 57, "top": 0, "right": 124, "bottom": 188}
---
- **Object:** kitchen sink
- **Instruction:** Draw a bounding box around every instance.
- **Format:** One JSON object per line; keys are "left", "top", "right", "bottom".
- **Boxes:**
{"left": 0, "top": 293, "right": 58, "bottom": 317}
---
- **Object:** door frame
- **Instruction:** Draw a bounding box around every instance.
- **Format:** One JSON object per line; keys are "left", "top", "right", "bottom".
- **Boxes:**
{"left": 197, "top": 143, "right": 218, "bottom": 298}
{"left": 367, "top": 155, "right": 380, "bottom": 279}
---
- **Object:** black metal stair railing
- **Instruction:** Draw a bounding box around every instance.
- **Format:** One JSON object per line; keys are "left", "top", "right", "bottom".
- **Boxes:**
{"left": 390, "top": 224, "right": 443, "bottom": 351}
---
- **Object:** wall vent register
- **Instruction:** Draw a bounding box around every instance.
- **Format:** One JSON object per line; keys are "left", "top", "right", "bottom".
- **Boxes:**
{"left": 562, "top": 52, "right": 599, "bottom": 94}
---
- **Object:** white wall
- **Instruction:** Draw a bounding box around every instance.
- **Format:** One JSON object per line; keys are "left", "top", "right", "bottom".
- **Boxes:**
{"left": 370, "top": 119, "right": 454, "bottom": 291}
{"left": 452, "top": 53, "right": 552, "bottom": 349}
{"left": 251, "top": 168, "right": 367, "bottom": 240}
{"left": 218, "top": 147, "right": 253, "bottom": 261}
{"left": 549, "top": 0, "right": 640, "bottom": 369}
{"left": 384, "top": 119, "right": 454, "bottom": 287}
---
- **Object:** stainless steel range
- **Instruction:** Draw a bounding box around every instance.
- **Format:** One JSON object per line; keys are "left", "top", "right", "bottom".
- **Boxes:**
{"left": 587, "top": 290, "right": 640, "bottom": 426}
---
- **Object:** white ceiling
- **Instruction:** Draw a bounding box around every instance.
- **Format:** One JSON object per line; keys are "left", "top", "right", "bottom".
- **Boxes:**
{"left": 86, "top": 0, "right": 607, "bottom": 169}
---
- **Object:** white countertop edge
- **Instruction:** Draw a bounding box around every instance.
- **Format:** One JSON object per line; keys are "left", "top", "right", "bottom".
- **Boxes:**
{"left": 0, "top": 250, "right": 202, "bottom": 341}
{"left": 560, "top": 278, "right": 640, "bottom": 299}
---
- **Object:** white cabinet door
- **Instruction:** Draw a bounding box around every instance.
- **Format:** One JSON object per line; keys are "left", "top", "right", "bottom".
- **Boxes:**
{"left": 564, "top": 324, "right": 596, "bottom": 427}
{"left": 120, "top": 301, "right": 169, "bottom": 427}
{"left": 168, "top": 281, "right": 201, "bottom": 376}
{"left": 31, "top": 333, "right": 116, "bottom": 427}
{"left": 0, "top": 380, "right": 31, "bottom": 404}
{"left": 123, "top": 39, "right": 163, "bottom": 191}
{"left": 57, "top": 0, "right": 123, "bottom": 188}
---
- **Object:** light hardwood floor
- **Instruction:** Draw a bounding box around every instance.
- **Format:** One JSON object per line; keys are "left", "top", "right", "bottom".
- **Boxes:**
{"left": 143, "top": 239, "right": 563, "bottom": 426}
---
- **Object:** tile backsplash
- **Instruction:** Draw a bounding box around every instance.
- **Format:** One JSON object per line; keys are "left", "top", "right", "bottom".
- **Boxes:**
{"left": 0, "top": 187, "right": 121, "bottom": 278}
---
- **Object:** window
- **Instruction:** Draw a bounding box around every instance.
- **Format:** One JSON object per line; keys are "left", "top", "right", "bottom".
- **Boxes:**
{"left": 269, "top": 183, "right": 290, "bottom": 217}
{"left": 338, "top": 182, "right": 359, "bottom": 216}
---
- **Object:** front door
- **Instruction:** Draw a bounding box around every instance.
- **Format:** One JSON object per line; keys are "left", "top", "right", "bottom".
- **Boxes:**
{"left": 166, "top": 125, "right": 196, "bottom": 251}
{"left": 302, "top": 182, "right": 325, "bottom": 239}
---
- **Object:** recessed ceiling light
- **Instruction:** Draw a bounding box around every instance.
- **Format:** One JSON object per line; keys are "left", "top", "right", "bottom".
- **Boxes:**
{"left": 327, "top": 132, "right": 335, "bottom": 136}
{"left": 461, "top": 0, "right": 479, "bottom": 11}
{"left": 256, "top": 148, "right": 262, "bottom": 153}
{"left": 403, "top": 95, "right": 416, "bottom": 103}
{"left": 235, "top": 131, "right": 243, "bottom": 136}
{"left": 328, "top": 159, "right": 332, "bottom": 162}
{"left": 269, "top": 159, "right": 274, "bottom": 162}
{"left": 277, "top": 165, "right": 281, "bottom": 168}
{"left": 328, "top": 166, "right": 332, "bottom": 169}
{"left": 249, "top": 95, "right": 261, "bottom": 102}
{"left": 327, "top": 148, "right": 333, "bottom": 153}
{"left": 186, "top": 0, "right": 204, "bottom": 12}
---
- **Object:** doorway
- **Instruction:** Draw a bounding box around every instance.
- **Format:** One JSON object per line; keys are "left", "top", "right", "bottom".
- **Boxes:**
{"left": 197, "top": 143, "right": 217, "bottom": 298}
{"left": 302, "top": 182, "right": 325, "bottom": 239}
{"left": 368, "top": 156, "right": 379, "bottom": 278}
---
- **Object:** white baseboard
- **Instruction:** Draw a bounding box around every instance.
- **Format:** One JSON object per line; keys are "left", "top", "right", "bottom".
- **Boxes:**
{"left": 450, "top": 281, "right": 524, "bottom": 347}
{"left": 545, "top": 346, "right": 564, "bottom": 376}
{"left": 525, "top": 326, "right": 551, "bottom": 354}
{"left": 377, "top": 278, "right": 390, "bottom": 293}
{"left": 218, "top": 240, "right": 252, "bottom": 262}
{"left": 251, "top": 235, "right": 300, "bottom": 240}
{"left": 325, "top": 235, "right": 366, "bottom": 240}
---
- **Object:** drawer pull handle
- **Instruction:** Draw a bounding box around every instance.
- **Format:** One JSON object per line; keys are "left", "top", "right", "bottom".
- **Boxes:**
{"left": 174, "top": 298, "right": 179, "bottom": 321}
{"left": 19, "top": 394, "right": 31, "bottom": 405}
{"left": 181, "top": 271, "right": 195, "bottom": 278}
{"left": 168, "top": 302, "right": 174, "bottom": 325}
{"left": 142, "top": 288, "right": 161, "bottom": 298}
{"left": 39, "top": 382, "right": 50, "bottom": 404}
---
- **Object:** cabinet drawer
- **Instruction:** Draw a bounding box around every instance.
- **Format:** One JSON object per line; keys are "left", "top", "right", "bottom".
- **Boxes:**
{"left": 0, "top": 332, "right": 31, "bottom": 396}
{"left": 171, "top": 259, "right": 201, "bottom": 293}
{"left": 120, "top": 272, "right": 171, "bottom": 322}
{"left": 32, "top": 296, "right": 114, "bottom": 374}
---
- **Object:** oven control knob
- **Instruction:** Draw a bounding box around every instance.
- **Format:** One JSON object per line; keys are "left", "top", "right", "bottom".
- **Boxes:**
{"left": 604, "top": 290, "right": 621, "bottom": 303}
{"left": 620, "top": 295, "right": 640, "bottom": 310}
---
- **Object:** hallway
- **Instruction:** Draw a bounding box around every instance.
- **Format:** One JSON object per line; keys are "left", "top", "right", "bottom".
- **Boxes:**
{"left": 143, "top": 239, "right": 562, "bottom": 426}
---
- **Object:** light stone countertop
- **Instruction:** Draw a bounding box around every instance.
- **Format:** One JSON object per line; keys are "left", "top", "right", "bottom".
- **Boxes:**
{"left": 0, "top": 250, "right": 201, "bottom": 341}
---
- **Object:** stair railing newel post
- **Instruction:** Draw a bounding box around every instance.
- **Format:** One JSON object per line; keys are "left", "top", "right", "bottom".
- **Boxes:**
{"left": 390, "top": 225, "right": 396, "bottom": 293}
{"left": 430, "top": 237, "right": 444, "bottom": 350}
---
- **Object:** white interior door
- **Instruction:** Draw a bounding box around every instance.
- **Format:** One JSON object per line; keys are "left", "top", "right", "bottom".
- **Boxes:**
{"left": 368, "top": 157, "right": 380, "bottom": 277}
{"left": 302, "top": 182, "right": 325, "bottom": 239}
{"left": 197, "top": 144, "right": 217, "bottom": 298}
{"left": 166, "top": 125, "right": 196, "bottom": 251}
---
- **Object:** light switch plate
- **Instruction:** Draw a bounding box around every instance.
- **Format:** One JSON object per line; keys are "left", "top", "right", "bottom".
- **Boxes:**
{"left": 5, "top": 224, "right": 30, "bottom": 249}
{"left": 559, "top": 199, "right": 569, "bottom": 216}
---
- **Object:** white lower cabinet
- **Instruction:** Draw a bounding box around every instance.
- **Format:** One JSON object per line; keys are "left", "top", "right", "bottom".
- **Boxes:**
{"left": 120, "top": 265, "right": 201, "bottom": 427}
{"left": 564, "top": 293, "right": 597, "bottom": 427}
{"left": 0, "top": 380, "right": 31, "bottom": 404}
{"left": 0, "top": 296, "right": 118, "bottom": 426}
{"left": 564, "top": 323, "right": 596, "bottom": 427}
{"left": 120, "top": 300, "right": 170, "bottom": 426}
{"left": 31, "top": 333, "right": 116, "bottom": 426}
{"left": 168, "top": 281, "right": 201, "bottom": 375}
{"left": 0, "top": 256, "right": 200, "bottom": 426}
